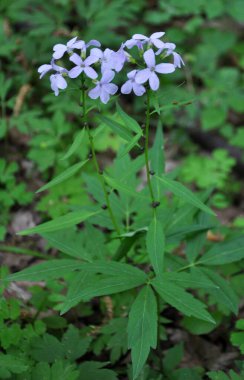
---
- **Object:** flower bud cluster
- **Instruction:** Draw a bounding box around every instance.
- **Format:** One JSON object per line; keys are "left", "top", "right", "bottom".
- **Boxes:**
{"left": 38, "top": 33, "right": 184, "bottom": 103}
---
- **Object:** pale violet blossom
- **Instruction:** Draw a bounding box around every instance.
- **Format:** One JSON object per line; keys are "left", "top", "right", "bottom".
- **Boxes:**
{"left": 135, "top": 48, "right": 175, "bottom": 91}
{"left": 112, "top": 45, "right": 130, "bottom": 72}
{"left": 88, "top": 70, "right": 118, "bottom": 104}
{"left": 132, "top": 32, "right": 165, "bottom": 49}
{"left": 156, "top": 43, "right": 185, "bottom": 68}
{"left": 121, "top": 70, "right": 145, "bottom": 96}
{"left": 124, "top": 38, "right": 144, "bottom": 50}
{"left": 90, "top": 48, "right": 117, "bottom": 72}
{"left": 53, "top": 37, "right": 85, "bottom": 59}
{"left": 69, "top": 53, "right": 98, "bottom": 79}
{"left": 38, "top": 59, "right": 67, "bottom": 79}
{"left": 50, "top": 74, "right": 67, "bottom": 96}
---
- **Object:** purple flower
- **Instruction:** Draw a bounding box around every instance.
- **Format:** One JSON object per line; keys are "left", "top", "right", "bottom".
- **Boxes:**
{"left": 86, "top": 40, "right": 101, "bottom": 49}
{"left": 90, "top": 48, "right": 116, "bottom": 72}
{"left": 135, "top": 49, "right": 175, "bottom": 91}
{"left": 124, "top": 38, "right": 144, "bottom": 50}
{"left": 88, "top": 70, "right": 118, "bottom": 104}
{"left": 53, "top": 37, "right": 85, "bottom": 59}
{"left": 50, "top": 73, "right": 67, "bottom": 96}
{"left": 121, "top": 70, "right": 145, "bottom": 96}
{"left": 68, "top": 53, "right": 98, "bottom": 79}
{"left": 156, "top": 43, "right": 185, "bottom": 68}
{"left": 38, "top": 59, "right": 67, "bottom": 79}
{"left": 112, "top": 45, "right": 129, "bottom": 72}
{"left": 132, "top": 32, "right": 165, "bottom": 49}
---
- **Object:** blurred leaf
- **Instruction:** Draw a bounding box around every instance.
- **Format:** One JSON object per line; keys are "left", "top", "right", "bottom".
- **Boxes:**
{"left": 18, "top": 208, "right": 100, "bottom": 235}
{"left": 37, "top": 160, "right": 88, "bottom": 193}
{"left": 155, "top": 175, "right": 215, "bottom": 215}
{"left": 152, "top": 276, "right": 215, "bottom": 323}
{"left": 146, "top": 215, "right": 165, "bottom": 274}
{"left": 128, "top": 285, "right": 157, "bottom": 379}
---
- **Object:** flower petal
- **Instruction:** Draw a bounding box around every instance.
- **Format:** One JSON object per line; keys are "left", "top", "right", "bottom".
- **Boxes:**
{"left": 50, "top": 75, "right": 59, "bottom": 96}
{"left": 103, "top": 83, "right": 118, "bottom": 95}
{"left": 70, "top": 53, "right": 82, "bottom": 66}
{"left": 124, "top": 38, "right": 137, "bottom": 49}
{"left": 88, "top": 85, "right": 101, "bottom": 99}
{"left": 127, "top": 70, "right": 137, "bottom": 79}
{"left": 90, "top": 48, "right": 103, "bottom": 59}
{"left": 121, "top": 80, "right": 133, "bottom": 94}
{"left": 53, "top": 44, "right": 67, "bottom": 59}
{"left": 100, "top": 88, "right": 110, "bottom": 104}
{"left": 101, "top": 70, "right": 115, "bottom": 84}
{"left": 135, "top": 68, "right": 150, "bottom": 84}
{"left": 164, "top": 42, "right": 176, "bottom": 51}
{"left": 84, "top": 66, "right": 98, "bottom": 79}
{"left": 173, "top": 52, "right": 185, "bottom": 68}
{"left": 133, "top": 33, "right": 147, "bottom": 40}
{"left": 67, "top": 37, "right": 77, "bottom": 47}
{"left": 155, "top": 63, "right": 175, "bottom": 74}
{"left": 86, "top": 39, "right": 101, "bottom": 48}
{"left": 143, "top": 48, "right": 155, "bottom": 68}
{"left": 56, "top": 75, "right": 67, "bottom": 89}
{"left": 85, "top": 55, "right": 99, "bottom": 65}
{"left": 38, "top": 64, "right": 52, "bottom": 78}
{"left": 151, "top": 32, "right": 165, "bottom": 39}
{"left": 133, "top": 83, "right": 146, "bottom": 96}
{"left": 153, "top": 39, "right": 165, "bottom": 49}
{"left": 149, "top": 72, "right": 159, "bottom": 91}
{"left": 69, "top": 66, "right": 83, "bottom": 78}
{"left": 72, "top": 40, "right": 85, "bottom": 49}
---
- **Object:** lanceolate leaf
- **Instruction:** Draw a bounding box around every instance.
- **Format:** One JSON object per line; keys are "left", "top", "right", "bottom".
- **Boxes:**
{"left": 197, "top": 236, "right": 244, "bottom": 266}
{"left": 60, "top": 271, "right": 95, "bottom": 314}
{"left": 152, "top": 277, "right": 215, "bottom": 323}
{"left": 104, "top": 174, "right": 147, "bottom": 200}
{"left": 116, "top": 103, "right": 142, "bottom": 134}
{"left": 118, "top": 133, "right": 141, "bottom": 159}
{"left": 146, "top": 215, "right": 165, "bottom": 274}
{"left": 201, "top": 268, "right": 239, "bottom": 315}
{"left": 60, "top": 261, "right": 147, "bottom": 314}
{"left": 97, "top": 115, "right": 133, "bottom": 142}
{"left": 17, "top": 208, "right": 100, "bottom": 235}
{"left": 128, "top": 286, "right": 157, "bottom": 379}
{"left": 7, "top": 259, "right": 146, "bottom": 285}
{"left": 61, "top": 274, "right": 146, "bottom": 314}
{"left": 161, "top": 271, "right": 219, "bottom": 289}
{"left": 155, "top": 175, "right": 215, "bottom": 216}
{"left": 36, "top": 160, "right": 88, "bottom": 193}
{"left": 7, "top": 259, "right": 82, "bottom": 282}
{"left": 61, "top": 128, "right": 86, "bottom": 160}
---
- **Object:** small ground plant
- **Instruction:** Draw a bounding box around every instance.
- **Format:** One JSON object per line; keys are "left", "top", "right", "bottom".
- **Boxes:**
{"left": 3, "top": 32, "right": 244, "bottom": 379}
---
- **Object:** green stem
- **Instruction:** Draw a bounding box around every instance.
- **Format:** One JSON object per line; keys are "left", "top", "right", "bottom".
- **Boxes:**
{"left": 144, "top": 90, "right": 155, "bottom": 205}
{"left": 81, "top": 80, "right": 121, "bottom": 235}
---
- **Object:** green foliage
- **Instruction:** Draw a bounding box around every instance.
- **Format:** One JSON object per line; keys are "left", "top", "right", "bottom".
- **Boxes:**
{"left": 181, "top": 150, "right": 236, "bottom": 190}
{"left": 231, "top": 319, "right": 244, "bottom": 354}
{"left": 128, "top": 286, "right": 157, "bottom": 379}
{"left": 146, "top": 215, "right": 165, "bottom": 274}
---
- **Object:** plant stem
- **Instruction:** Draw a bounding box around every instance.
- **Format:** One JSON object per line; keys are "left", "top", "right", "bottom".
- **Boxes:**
{"left": 81, "top": 81, "right": 121, "bottom": 235}
{"left": 144, "top": 90, "right": 155, "bottom": 205}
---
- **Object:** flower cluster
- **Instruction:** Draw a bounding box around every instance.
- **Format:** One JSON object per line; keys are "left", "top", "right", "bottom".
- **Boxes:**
{"left": 38, "top": 32, "right": 184, "bottom": 103}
